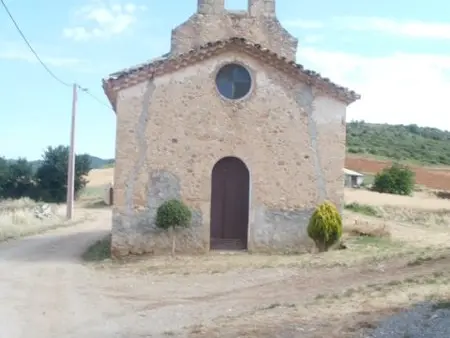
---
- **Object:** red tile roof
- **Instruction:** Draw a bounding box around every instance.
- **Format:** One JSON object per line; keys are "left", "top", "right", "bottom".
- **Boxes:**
{"left": 103, "top": 37, "right": 361, "bottom": 110}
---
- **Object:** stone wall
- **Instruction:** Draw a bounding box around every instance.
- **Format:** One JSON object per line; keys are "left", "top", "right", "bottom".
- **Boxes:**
{"left": 111, "top": 52, "right": 346, "bottom": 257}
{"left": 170, "top": 0, "right": 298, "bottom": 61}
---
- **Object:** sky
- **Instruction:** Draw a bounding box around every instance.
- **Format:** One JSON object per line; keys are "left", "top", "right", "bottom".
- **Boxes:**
{"left": 0, "top": 0, "right": 449, "bottom": 160}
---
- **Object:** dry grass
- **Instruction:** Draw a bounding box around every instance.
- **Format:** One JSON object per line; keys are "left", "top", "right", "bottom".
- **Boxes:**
{"left": 87, "top": 168, "right": 114, "bottom": 187}
{"left": 188, "top": 271, "right": 450, "bottom": 338}
{"left": 0, "top": 198, "right": 69, "bottom": 241}
{"left": 97, "top": 233, "right": 432, "bottom": 276}
{"left": 90, "top": 214, "right": 401, "bottom": 273}
{"left": 345, "top": 188, "right": 450, "bottom": 210}
{"left": 346, "top": 204, "right": 450, "bottom": 229}
{"left": 344, "top": 220, "right": 391, "bottom": 239}
{"left": 0, "top": 169, "right": 111, "bottom": 242}
{"left": 345, "top": 188, "right": 450, "bottom": 233}
{"left": 77, "top": 186, "right": 110, "bottom": 209}
{"left": 80, "top": 170, "right": 113, "bottom": 208}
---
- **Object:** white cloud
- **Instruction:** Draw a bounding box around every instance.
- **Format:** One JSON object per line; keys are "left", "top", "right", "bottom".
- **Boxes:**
{"left": 285, "top": 16, "right": 450, "bottom": 40}
{"left": 63, "top": 1, "right": 146, "bottom": 41}
{"left": 336, "top": 16, "right": 450, "bottom": 39}
{"left": 282, "top": 19, "right": 324, "bottom": 29}
{"left": 296, "top": 48, "right": 450, "bottom": 129}
{"left": 0, "top": 48, "right": 83, "bottom": 67}
{"left": 302, "top": 35, "right": 322, "bottom": 44}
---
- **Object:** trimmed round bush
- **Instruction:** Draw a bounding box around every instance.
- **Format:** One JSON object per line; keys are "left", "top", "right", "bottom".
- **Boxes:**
{"left": 307, "top": 201, "right": 343, "bottom": 252}
{"left": 155, "top": 199, "right": 192, "bottom": 230}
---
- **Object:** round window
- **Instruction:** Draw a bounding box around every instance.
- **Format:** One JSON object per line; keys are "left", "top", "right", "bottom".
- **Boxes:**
{"left": 215, "top": 63, "right": 252, "bottom": 100}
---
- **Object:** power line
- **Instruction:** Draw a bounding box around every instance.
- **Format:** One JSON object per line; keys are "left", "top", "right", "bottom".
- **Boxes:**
{"left": 78, "top": 86, "right": 113, "bottom": 110}
{"left": 2, "top": 0, "right": 113, "bottom": 220}
{"left": 0, "top": 0, "right": 72, "bottom": 87}
{"left": 1, "top": 0, "right": 113, "bottom": 110}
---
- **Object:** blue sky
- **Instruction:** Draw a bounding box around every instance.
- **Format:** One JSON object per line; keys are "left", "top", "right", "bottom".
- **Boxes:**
{"left": 1, "top": 0, "right": 449, "bottom": 160}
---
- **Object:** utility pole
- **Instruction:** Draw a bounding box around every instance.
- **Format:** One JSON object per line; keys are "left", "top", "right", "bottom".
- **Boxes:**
{"left": 66, "top": 83, "right": 77, "bottom": 219}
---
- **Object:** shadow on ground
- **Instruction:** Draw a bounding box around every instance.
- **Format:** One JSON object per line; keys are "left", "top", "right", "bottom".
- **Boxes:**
{"left": 365, "top": 299, "right": 450, "bottom": 338}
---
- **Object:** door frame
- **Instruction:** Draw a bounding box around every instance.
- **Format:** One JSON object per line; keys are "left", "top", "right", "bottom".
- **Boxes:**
{"left": 209, "top": 156, "right": 251, "bottom": 250}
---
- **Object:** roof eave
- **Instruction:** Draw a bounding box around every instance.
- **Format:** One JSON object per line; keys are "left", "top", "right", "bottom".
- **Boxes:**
{"left": 102, "top": 37, "right": 362, "bottom": 109}
{"left": 102, "top": 79, "right": 117, "bottom": 113}
{"left": 345, "top": 93, "right": 361, "bottom": 105}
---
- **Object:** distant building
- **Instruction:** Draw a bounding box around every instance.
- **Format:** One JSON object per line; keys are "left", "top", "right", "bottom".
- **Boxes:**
{"left": 343, "top": 168, "right": 364, "bottom": 188}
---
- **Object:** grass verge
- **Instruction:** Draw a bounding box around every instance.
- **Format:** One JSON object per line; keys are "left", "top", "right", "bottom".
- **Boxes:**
{"left": 432, "top": 300, "right": 450, "bottom": 310}
{"left": 0, "top": 197, "right": 88, "bottom": 241}
{"left": 82, "top": 235, "right": 111, "bottom": 262}
{"left": 345, "top": 202, "right": 381, "bottom": 217}
{"left": 97, "top": 235, "right": 417, "bottom": 275}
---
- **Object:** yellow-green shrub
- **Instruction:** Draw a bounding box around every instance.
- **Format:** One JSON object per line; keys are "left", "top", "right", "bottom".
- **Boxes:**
{"left": 307, "top": 201, "right": 343, "bottom": 252}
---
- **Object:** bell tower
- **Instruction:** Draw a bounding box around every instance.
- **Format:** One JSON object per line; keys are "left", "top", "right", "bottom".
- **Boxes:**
{"left": 248, "top": 0, "right": 275, "bottom": 17}
{"left": 197, "top": 0, "right": 224, "bottom": 14}
{"left": 171, "top": 0, "right": 298, "bottom": 62}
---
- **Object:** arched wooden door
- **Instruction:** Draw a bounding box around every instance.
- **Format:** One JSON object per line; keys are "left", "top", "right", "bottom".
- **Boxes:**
{"left": 210, "top": 156, "right": 250, "bottom": 250}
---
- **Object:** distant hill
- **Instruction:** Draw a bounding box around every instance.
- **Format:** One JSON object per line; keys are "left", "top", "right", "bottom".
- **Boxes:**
{"left": 87, "top": 156, "right": 115, "bottom": 169}
{"left": 347, "top": 121, "right": 450, "bottom": 166}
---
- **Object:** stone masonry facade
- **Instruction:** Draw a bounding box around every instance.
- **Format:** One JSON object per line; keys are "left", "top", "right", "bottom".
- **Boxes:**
{"left": 171, "top": 0, "right": 298, "bottom": 61}
{"left": 103, "top": 0, "right": 360, "bottom": 257}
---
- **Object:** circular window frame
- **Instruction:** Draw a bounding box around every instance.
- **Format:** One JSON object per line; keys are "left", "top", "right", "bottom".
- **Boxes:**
{"left": 214, "top": 62, "right": 254, "bottom": 102}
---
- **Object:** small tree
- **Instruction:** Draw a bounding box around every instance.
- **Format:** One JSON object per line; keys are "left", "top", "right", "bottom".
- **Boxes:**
{"left": 0, "top": 157, "right": 10, "bottom": 199}
{"left": 307, "top": 201, "right": 343, "bottom": 252}
{"left": 34, "top": 146, "right": 91, "bottom": 202}
{"left": 372, "top": 163, "right": 415, "bottom": 195}
{"left": 0, "top": 158, "right": 35, "bottom": 199}
{"left": 155, "top": 199, "right": 192, "bottom": 257}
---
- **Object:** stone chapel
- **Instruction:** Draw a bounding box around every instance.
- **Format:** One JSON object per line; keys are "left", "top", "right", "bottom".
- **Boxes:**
{"left": 102, "top": 0, "right": 360, "bottom": 257}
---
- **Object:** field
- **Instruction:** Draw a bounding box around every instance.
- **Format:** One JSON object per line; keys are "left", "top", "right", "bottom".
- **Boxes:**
{"left": 346, "top": 155, "right": 450, "bottom": 190}
{"left": 3, "top": 163, "right": 450, "bottom": 337}
{"left": 86, "top": 167, "right": 114, "bottom": 187}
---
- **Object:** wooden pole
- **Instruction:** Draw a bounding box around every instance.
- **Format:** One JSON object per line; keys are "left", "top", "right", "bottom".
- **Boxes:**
{"left": 66, "top": 83, "right": 77, "bottom": 219}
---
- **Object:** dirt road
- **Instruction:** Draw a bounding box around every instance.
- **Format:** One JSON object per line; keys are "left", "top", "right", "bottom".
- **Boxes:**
{"left": 0, "top": 206, "right": 301, "bottom": 338}
{"left": 1, "top": 209, "right": 449, "bottom": 337}
{"left": 0, "top": 209, "right": 112, "bottom": 338}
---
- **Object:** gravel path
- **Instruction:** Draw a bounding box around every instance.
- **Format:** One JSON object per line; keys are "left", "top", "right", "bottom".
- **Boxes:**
{"left": 0, "top": 209, "right": 304, "bottom": 337}
{"left": 367, "top": 302, "right": 450, "bottom": 338}
{"left": 1, "top": 208, "right": 449, "bottom": 338}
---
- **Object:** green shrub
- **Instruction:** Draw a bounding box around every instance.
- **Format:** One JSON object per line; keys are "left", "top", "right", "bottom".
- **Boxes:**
{"left": 372, "top": 163, "right": 415, "bottom": 195}
{"left": 307, "top": 201, "right": 343, "bottom": 252}
{"left": 344, "top": 202, "right": 380, "bottom": 217}
{"left": 156, "top": 199, "right": 192, "bottom": 230}
{"left": 155, "top": 199, "right": 192, "bottom": 256}
{"left": 435, "top": 191, "right": 450, "bottom": 200}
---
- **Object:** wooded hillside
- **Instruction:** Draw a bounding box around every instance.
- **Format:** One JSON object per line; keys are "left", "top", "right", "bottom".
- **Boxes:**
{"left": 346, "top": 121, "right": 450, "bottom": 165}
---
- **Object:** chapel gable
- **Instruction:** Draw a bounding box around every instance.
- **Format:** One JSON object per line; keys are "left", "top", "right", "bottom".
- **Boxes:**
{"left": 170, "top": 0, "right": 298, "bottom": 62}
